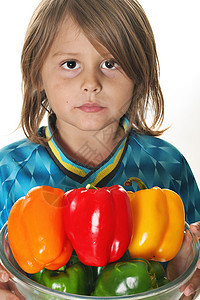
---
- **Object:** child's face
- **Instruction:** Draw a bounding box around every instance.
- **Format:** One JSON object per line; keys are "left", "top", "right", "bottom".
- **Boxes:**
{"left": 41, "top": 17, "right": 134, "bottom": 134}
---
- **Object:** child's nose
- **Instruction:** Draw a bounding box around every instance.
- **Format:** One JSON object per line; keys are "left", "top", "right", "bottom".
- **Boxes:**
{"left": 81, "top": 71, "right": 102, "bottom": 94}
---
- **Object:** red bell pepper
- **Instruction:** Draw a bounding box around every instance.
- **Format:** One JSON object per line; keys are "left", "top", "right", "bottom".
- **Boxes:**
{"left": 63, "top": 184, "right": 132, "bottom": 267}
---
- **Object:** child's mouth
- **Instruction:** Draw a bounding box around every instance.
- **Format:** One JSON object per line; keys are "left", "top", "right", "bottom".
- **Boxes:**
{"left": 77, "top": 103, "right": 105, "bottom": 113}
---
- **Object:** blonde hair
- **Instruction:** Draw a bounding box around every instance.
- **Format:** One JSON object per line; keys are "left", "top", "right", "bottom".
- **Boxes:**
{"left": 21, "top": 0, "right": 165, "bottom": 145}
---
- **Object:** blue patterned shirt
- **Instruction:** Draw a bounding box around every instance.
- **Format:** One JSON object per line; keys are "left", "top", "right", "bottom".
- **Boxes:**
{"left": 0, "top": 119, "right": 199, "bottom": 228}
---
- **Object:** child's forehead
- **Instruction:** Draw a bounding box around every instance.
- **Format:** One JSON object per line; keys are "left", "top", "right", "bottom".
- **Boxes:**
{"left": 51, "top": 16, "right": 112, "bottom": 58}
{"left": 55, "top": 17, "right": 80, "bottom": 43}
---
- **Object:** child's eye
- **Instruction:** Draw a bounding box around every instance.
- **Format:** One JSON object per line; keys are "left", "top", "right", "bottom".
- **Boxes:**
{"left": 101, "top": 60, "right": 119, "bottom": 70}
{"left": 62, "top": 60, "right": 80, "bottom": 70}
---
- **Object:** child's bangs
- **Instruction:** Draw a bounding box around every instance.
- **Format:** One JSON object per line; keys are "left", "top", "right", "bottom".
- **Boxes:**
{"left": 68, "top": 0, "right": 134, "bottom": 77}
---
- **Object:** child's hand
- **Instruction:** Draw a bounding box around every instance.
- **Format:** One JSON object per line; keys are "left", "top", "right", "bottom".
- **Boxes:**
{"left": 167, "top": 222, "right": 200, "bottom": 299}
{"left": 180, "top": 222, "right": 200, "bottom": 299}
{"left": 0, "top": 265, "right": 20, "bottom": 300}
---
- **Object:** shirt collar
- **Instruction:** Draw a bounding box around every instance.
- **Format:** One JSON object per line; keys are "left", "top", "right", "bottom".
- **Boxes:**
{"left": 45, "top": 114, "right": 130, "bottom": 185}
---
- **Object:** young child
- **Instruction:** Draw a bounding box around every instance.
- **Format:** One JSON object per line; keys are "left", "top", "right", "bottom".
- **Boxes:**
{"left": 0, "top": 0, "right": 199, "bottom": 299}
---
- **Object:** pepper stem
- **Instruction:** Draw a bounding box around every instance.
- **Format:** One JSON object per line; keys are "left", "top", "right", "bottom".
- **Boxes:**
{"left": 124, "top": 177, "right": 147, "bottom": 190}
{"left": 86, "top": 184, "right": 98, "bottom": 190}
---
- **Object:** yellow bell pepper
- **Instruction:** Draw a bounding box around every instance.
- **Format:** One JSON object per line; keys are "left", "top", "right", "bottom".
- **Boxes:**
{"left": 124, "top": 177, "right": 185, "bottom": 262}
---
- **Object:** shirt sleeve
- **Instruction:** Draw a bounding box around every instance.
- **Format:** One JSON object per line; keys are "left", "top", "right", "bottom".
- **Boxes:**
{"left": 179, "top": 155, "right": 200, "bottom": 224}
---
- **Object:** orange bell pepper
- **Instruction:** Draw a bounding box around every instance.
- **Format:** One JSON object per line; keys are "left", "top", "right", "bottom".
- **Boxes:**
{"left": 124, "top": 177, "right": 185, "bottom": 262}
{"left": 8, "top": 186, "right": 73, "bottom": 274}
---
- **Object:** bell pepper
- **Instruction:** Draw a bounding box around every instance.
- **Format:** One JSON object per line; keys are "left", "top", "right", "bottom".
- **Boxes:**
{"left": 41, "top": 264, "right": 94, "bottom": 295}
{"left": 8, "top": 186, "right": 73, "bottom": 274}
{"left": 92, "top": 258, "right": 158, "bottom": 296}
{"left": 31, "top": 254, "right": 95, "bottom": 295}
{"left": 149, "top": 261, "right": 170, "bottom": 287}
{"left": 91, "top": 249, "right": 132, "bottom": 283}
{"left": 124, "top": 177, "right": 185, "bottom": 262}
{"left": 63, "top": 184, "right": 132, "bottom": 266}
{"left": 30, "top": 268, "right": 44, "bottom": 284}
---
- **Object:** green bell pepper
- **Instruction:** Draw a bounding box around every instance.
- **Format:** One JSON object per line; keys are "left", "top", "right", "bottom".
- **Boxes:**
{"left": 31, "top": 253, "right": 170, "bottom": 296}
{"left": 31, "top": 254, "right": 94, "bottom": 295}
{"left": 92, "top": 249, "right": 132, "bottom": 282}
{"left": 157, "top": 277, "right": 170, "bottom": 287}
{"left": 149, "top": 260, "right": 165, "bottom": 280}
{"left": 92, "top": 258, "right": 158, "bottom": 296}
{"left": 149, "top": 261, "right": 170, "bottom": 287}
{"left": 42, "top": 262, "right": 94, "bottom": 295}
{"left": 30, "top": 269, "right": 44, "bottom": 284}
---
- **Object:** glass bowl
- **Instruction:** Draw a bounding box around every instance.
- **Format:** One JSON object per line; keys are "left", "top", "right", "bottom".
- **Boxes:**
{"left": 0, "top": 222, "right": 199, "bottom": 300}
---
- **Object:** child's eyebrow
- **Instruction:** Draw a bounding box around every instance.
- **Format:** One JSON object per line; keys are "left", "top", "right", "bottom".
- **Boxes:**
{"left": 52, "top": 52, "right": 81, "bottom": 57}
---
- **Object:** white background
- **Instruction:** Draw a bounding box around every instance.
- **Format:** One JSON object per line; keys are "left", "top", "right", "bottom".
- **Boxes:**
{"left": 0, "top": 0, "right": 199, "bottom": 186}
